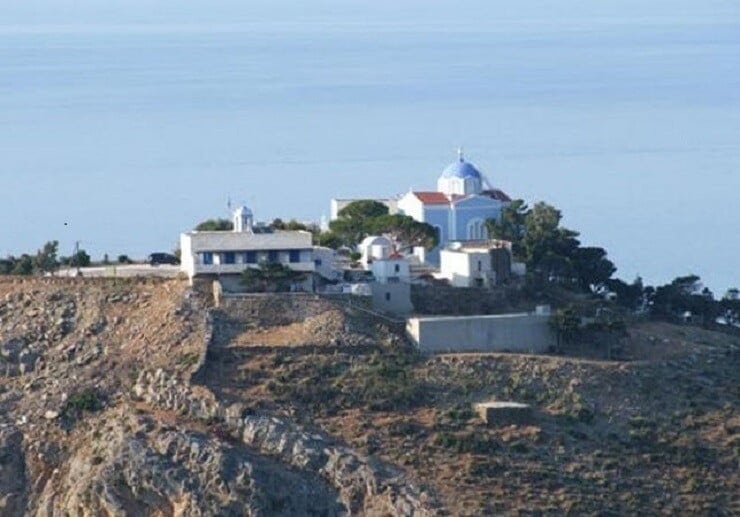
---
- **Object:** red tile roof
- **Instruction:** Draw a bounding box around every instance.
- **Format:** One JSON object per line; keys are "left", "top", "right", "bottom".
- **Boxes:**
{"left": 413, "top": 191, "right": 450, "bottom": 205}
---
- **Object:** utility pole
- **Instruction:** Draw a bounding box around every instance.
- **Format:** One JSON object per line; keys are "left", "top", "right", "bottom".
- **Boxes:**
{"left": 74, "top": 240, "right": 81, "bottom": 277}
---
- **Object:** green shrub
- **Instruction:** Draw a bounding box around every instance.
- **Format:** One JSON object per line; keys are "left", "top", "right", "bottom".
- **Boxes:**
{"left": 177, "top": 353, "right": 200, "bottom": 368}
{"left": 63, "top": 388, "right": 104, "bottom": 418}
{"left": 445, "top": 406, "right": 475, "bottom": 423}
{"left": 333, "top": 352, "right": 427, "bottom": 411}
{"left": 434, "top": 432, "right": 499, "bottom": 454}
{"left": 388, "top": 420, "right": 425, "bottom": 438}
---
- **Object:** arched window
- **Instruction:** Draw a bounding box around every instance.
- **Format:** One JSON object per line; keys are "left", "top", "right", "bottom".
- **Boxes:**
{"left": 466, "top": 218, "right": 487, "bottom": 240}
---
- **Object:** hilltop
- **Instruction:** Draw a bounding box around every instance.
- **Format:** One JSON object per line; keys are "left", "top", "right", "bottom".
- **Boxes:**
{"left": 0, "top": 277, "right": 738, "bottom": 515}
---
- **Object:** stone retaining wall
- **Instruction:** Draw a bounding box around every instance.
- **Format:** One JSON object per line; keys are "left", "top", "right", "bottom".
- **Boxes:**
{"left": 0, "top": 275, "right": 172, "bottom": 287}
{"left": 411, "top": 285, "right": 515, "bottom": 315}
{"left": 218, "top": 294, "right": 350, "bottom": 326}
{"left": 188, "top": 308, "right": 217, "bottom": 385}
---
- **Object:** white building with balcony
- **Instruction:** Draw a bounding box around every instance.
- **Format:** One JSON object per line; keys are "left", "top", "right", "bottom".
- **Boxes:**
{"left": 180, "top": 206, "right": 315, "bottom": 291}
{"left": 370, "top": 256, "right": 411, "bottom": 284}
{"left": 438, "top": 240, "right": 516, "bottom": 288}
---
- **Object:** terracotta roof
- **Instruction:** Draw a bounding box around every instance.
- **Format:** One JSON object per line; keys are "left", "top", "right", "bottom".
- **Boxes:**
{"left": 482, "top": 189, "right": 512, "bottom": 202}
{"left": 413, "top": 191, "right": 450, "bottom": 205}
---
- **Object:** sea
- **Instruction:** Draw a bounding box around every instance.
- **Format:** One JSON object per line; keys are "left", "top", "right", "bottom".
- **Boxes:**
{"left": 0, "top": 0, "right": 738, "bottom": 291}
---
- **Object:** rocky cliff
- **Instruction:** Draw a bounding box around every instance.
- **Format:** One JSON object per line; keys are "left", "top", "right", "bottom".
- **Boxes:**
{"left": 0, "top": 276, "right": 737, "bottom": 515}
{"left": 0, "top": 277, "right": 435, "bottom": 516}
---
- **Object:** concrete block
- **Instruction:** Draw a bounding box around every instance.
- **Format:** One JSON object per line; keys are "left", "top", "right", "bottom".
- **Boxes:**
{"left": 474, "top": 401, "right": 532, "bottom": 426}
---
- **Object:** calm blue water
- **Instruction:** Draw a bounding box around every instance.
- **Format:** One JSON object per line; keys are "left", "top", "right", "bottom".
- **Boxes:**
{"left": 1, "top": 0, "right": 738, "bottom": 291}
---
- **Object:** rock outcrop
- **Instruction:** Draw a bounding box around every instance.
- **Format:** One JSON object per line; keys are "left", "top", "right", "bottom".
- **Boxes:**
{"left": 3, "top": 277, "right": 735, "bottom": 515}
{"left": 0, "top": 278, "right": 438, "bottom": 516}
{"left": 35, "top": 412, "right": 345, "bottom": 516}
{"left": 134, "top": 369, "right": 438, "bottom": 516}
{"left": 0, "top": 426, "right": 27, "bottom": 516}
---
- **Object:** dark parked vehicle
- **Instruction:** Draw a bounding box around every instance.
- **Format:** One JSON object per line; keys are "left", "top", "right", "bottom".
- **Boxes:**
{"left": 0, "top": 259, "right": 13, "bottom": 274}
{"left": 147, "top": 253, "right": 180, "bottom": 266}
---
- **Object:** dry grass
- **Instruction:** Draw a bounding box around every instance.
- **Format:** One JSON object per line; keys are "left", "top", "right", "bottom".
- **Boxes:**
{"left": 202, "top": 307, "right": 739, "bottom": 515}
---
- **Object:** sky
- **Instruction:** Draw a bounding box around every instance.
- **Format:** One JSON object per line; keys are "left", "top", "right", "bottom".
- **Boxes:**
{"left": 0, "top": 0, "right": 738, "bottom": 292}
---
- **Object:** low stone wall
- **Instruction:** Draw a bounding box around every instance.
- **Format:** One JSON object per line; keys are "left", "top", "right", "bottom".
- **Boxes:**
{"left": 188, "top": 308, "right": 217, "bottom": 385}
{"left": 407, "top": 313, "right": 555, "bottom": 354}
{"left": 219, "top": 293, "right": 344, "bottom": 326}
{"left": 133, "top": 369, "right": 438, "bottom": 516}
{"left": 0, "top": 275, "right": 171, "bottom": 288}
{"left": 217, "top": 293, "right": 375, "bottom": 327}
{"left": 411, "top": 285, "right": 516, "bottom": 315}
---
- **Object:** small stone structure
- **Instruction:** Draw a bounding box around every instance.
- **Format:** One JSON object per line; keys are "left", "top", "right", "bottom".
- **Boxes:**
{"left": 474, "top": 401, "right": 532, "bottom": 426}
{"left": 371, "top": 282, "right": 413, "bottom": 315}
{"left": 212, "top": 280, "right": 223, "bottom": 307}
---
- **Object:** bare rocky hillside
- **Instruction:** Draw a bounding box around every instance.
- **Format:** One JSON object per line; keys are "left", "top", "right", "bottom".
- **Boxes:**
{"left": 0, "top": 277, "right": 738, "bottom": 515}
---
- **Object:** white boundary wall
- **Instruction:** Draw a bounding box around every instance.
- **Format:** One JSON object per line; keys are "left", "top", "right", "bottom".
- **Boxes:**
{"left": 406, "top": 313, "right": 555, "bottom": 353}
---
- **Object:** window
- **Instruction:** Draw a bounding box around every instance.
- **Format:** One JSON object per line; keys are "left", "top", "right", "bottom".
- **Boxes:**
{"left": 315, "top": 259, "right": 323, "bottom": 267}
{"left": 202, "top": 252, "right": 213, "bottom": 265}
{"left": 223, "top": 252, "right": 236, "bottom": 264}
{"left": 478, "top": 260, "right": 482, "bottom": 272}
{"left": 467, "top": 218, "right": 487, "bottom": 240}
{"left": 267, "top": 250, "right": 278, "bottom": 263}
{"left": 245, "top": 251, "right": 257, "bottom": 264}
{"left": 385, "top": 292, "right": 391, "bottom": 301}
{"left": 289, "top": 250, "right": 301, "bottom": 263}
{"left": 394, "top": 264, "right": 400, "bottom": 273}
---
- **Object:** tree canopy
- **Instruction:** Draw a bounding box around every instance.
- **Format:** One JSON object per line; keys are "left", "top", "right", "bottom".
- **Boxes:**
{"left": 487, "top": 200, "right": 616, "bottom": 292}
{"left": 520, "top": 202, "right": 580, "bottom": 268}
{"left": 337, "top": 200, "right": 389, "bottom": 220}
{"left": 328, "top": 200, "right": 438, "bottom": 251}
{"left": 486, "top": 199, "right": 528, "bottom": 255}
{"left": 549, "top": 306, "right": 580, "bottom": 352}
{"left": 12, "top": 255, "right": 34, "bottom": 275}
{"left": 0, "top": 241, "right": 61, "bottom": 276}
{"left": 241, "top": 262, "right": 307, "bottom": 292}
{"left": 649, "top": 275, "right": 710, "bottom": 320}
{"left": 313, "top": 231, "right": 342, "bottom": 250}
{"left": 368, "top": 214, "right": 439, "bottom": 251}
{"left": 195, "top": 219, "right": 233, "bottom": 231}
{"left": 271, "top": 218, "right": 313, "bottom": 231}
{"left": 34, "top": 240, "right": 59, "bottom": 274}
{"left": 329, "top": 200, "right": 389, "bottom": 247}
{"left": 604, "top": 276, "right": 645, "bottom": 311}
{"left": 571, "top": 247, "right": 617, "bottom": 292}
{"left": 69, "top": 250, "right": 91, "bottom": 268}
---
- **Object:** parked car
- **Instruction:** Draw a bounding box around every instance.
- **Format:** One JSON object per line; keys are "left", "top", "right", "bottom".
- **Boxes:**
{"left": 147, "top": 253, "right": 180, "bottom": 266}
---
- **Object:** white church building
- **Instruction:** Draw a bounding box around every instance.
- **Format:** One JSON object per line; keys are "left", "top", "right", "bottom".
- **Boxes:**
{"left": 331, "top": 150, "right": 512, "bottom": 264}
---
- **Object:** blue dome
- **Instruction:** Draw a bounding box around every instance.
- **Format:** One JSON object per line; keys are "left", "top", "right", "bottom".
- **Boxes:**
{"left": 441, "top": 158, "right": 482, "bottom": 180}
